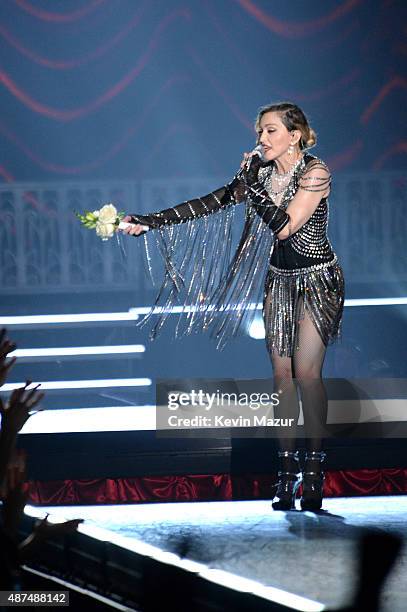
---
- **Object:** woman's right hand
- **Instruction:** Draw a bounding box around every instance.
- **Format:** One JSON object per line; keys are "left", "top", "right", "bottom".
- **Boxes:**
{"left": 120, "top": 215, "right": 149, "bottom": 236}
{"left": 240, "top": 152, "right": 251, "bottom": 170}
{"left": 240, "top": 150, "right": 263, "bottom": 185}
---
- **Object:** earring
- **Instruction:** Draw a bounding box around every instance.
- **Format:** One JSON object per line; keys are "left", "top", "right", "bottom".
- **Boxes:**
{"left": 288, "top": 144, "right": 294, "bottom": 156}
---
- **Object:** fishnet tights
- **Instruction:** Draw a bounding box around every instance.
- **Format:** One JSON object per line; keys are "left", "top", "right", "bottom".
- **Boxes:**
{"left": 265, "top": 294, "right": 328, "bottom": 472}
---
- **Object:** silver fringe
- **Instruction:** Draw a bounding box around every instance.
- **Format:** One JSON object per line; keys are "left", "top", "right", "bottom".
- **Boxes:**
{"left": 263, "top": 255, "right": 345, "bottom": 357}
{"left": 135, "top": 203, "right": 345, "bottom": 357}
{"left": 136, "top": 202, "right": 275, "bottom": 349}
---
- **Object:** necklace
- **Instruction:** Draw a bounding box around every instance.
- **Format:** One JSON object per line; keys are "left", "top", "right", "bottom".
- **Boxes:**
{"left": 259, "top": 155, "right": 305, "bottom": 201}
{"left": 272, "top": 155, "right": 303, "bottom": 182}
{"left": 269, "top": 155, "right": 304, "bottom": 197}
{"left": 273, "top": 166, "right": 293, "bottom": 178}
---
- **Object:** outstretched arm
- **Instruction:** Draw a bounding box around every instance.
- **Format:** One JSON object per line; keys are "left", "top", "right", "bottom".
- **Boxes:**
{"left": 122, "top": 176, "right": 243, "bottom": 236}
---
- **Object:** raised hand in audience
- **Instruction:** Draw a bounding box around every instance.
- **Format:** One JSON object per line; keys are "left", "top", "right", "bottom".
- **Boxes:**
{"left": 0, "top": 328, "right": 17, "bottom": 387}
{"left": 19, "top": 516, "right": 84, "bottom": 561}
{"left": 0, "top": 381, "right": 44, "bottom": 485}
{"left": 1, "top": 449, "right": 28, "bottom": 539}
{"left": 0, "top": 381, "right": 44, "bottom": 435}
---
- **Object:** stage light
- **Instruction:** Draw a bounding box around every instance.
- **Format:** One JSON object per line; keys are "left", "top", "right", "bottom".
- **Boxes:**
{"left": 129, "top": 302, "right": 261, "bottom": 315}
{"left": 245, "top": 297, "right": 407, "bottom": 340}
{"left": 345, "top": 297, "right": 407, "bottom": 306}
{"left": 248, "top": 317, "right": 265, "bottom": 339}
{"left": 0, "top": 312, "right": 139, "bottom": 326}
{"left": 2, "top": 297, "right": 406, "bottom": 329}
{"left": 20, "top": 406, "right": 156, "bottom": 434}
{"left": 10, "top": 345, "right": 145, "bottom": 359}
{"left": 0, "top": 378, "right": 152, "bottom": 392}
{"left": 130, "top": 297, "right": 407, "bottom": 315}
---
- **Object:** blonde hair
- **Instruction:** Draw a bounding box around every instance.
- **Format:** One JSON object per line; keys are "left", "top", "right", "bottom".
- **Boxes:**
{"left": 255, "top": 102, "right": 317, "bottom": 150}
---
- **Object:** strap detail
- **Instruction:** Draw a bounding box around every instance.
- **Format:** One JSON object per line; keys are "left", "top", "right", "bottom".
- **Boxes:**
{"left": 129, "top": 177, "right": 243, "bottom": 230}
{"left": 305, "top": 451, "right": 326, "bottom": 462}
{"left": 298, "top": 159, "right": 331, "bottom": 193}
{"left": 245, "top": 181, "right": 290, "bottom": 234}
{"left": 278, "top": 450, "right": 299, "bottom": 460}
{"left": 277, "top": 471, "right": 301, "bottom": 479}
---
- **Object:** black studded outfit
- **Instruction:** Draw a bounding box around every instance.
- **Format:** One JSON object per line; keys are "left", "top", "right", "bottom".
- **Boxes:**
{"left": 130, "top": 152, "right": 345, "bottom": 357}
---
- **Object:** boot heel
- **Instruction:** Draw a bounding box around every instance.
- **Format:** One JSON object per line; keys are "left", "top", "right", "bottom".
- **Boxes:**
{"left": 300, "top": 451, "right": 326, "bottom": 512}
{"left": 272, "top": 450, "right": 302, "bottom": 511}
{"left": 272, "top": 471, "right": 302, "bottom": 510}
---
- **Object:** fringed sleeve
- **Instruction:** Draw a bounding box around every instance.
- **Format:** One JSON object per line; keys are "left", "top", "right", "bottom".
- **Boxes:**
{"left": 129, "top": 178, "right": 276, "bottom": 348}
{"left": 129, "top": 179, "right": 241, "bottom": 230}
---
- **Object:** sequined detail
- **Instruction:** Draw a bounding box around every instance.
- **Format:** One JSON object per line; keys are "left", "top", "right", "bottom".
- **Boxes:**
{"left": 133, "top": 189, "right": 275, "bottom": 349}
{"left": 289, "top": 198, "right": 335, "bottom": 260}
{"left": 259, "top": 162, "right": 298, "bottom": 208}
{"left": 259, "top": 155, "right": 334, "bottom": 264}
{"left": 268, "top": 254, "right": 338, "bottom": 275}
{"left": 263, "top": 256, "right": 345, "bottom": 357}
{"left": 245, "top": 180, "right": 291, "bottom": 234}
{"left": 256, "top": 155, "right": 344, "bottom": 356}
{"left": 130, "top": 153, "right": 344, "bottom": 357}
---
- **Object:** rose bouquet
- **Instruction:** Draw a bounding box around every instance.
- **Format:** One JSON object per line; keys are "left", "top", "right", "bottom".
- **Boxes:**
{"left": 76, "top": 203, "right": 149, "bottom": 241}
{"left": 75, "top": 203, "right": 124, "bottom": 241}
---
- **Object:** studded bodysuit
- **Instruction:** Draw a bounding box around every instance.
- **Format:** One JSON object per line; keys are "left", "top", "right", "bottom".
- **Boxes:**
{"left": 257, "top": 153, "right": 344, "bottom": 356}
{"left": 258, "top": 153, "right": 336, "bottom": 270}
{"left": 129, "top": 151, "right": 345, "bottom": 356}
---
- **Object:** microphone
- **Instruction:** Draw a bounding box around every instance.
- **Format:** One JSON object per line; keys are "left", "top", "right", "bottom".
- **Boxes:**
{"left": 246, "top": 144, "right": 264, "bottom": 168}
{"left": 251, "top": 144, "right": 264, "bottom": 160}
{"left": 237, "top": 144, "right": 264, "bottom": 179}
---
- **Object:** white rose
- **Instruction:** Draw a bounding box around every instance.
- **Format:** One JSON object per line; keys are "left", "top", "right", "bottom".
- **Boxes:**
{"left": 96, "top": 221, "right": 115, "bottom": 240}
{"left": 92, "top": 210, "right": 100, "bottom": 218}
{"left": 98, "top": 203, "right": 117, "bottom": 224}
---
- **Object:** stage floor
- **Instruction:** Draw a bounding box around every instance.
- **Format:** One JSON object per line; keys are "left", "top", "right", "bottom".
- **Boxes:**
{"left": 28, "top": 496, "right": 407, "bottom": 611}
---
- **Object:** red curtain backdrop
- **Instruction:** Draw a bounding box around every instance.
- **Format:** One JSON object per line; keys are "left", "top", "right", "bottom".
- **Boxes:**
{"left": 27, "top": 469, "right": 407, "bottom": 505}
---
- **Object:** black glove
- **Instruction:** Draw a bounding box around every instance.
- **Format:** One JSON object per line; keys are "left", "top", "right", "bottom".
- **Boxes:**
{"left": 246, "top": 182, "right": 291, "bottom": 235}
{"left": 129, "top": 214, "right": 160, "bottom": 230}
{"left": 129, "top": 180, "right": 241, "bottom": 231}
{"left": 243, "top": 153, "right": 263, "bottom": 186}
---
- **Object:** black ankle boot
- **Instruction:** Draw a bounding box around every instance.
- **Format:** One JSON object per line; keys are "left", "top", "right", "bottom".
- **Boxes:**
{"left": 272, "top": 451, "right": 302, "bottom": 511}
{"left": 300, "top": 450, "right": 326, "bottom": 512}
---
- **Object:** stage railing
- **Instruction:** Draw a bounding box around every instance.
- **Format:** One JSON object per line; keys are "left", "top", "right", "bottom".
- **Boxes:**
{"left": 1, "top": 172, "right": 406, "bottom": 293}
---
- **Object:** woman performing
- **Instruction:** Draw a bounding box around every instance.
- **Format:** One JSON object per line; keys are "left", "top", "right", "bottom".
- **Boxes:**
{"left": 121, "top": 102, "right": 345, "bottom": 512}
